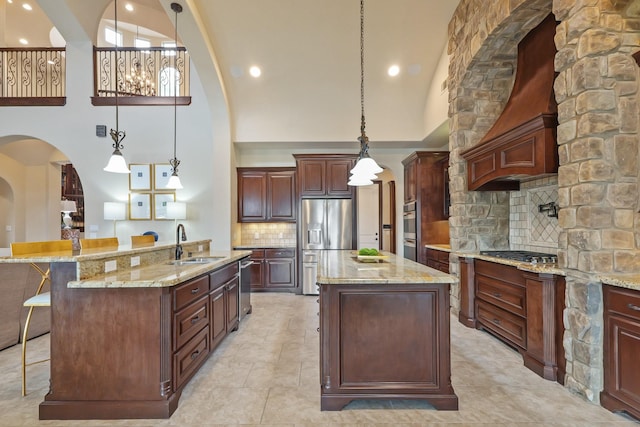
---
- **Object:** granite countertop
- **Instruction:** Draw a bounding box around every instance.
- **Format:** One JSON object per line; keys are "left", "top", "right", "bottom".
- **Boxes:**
{"left": 67, "top": 250, "right": 251, "bottom": 289}
{"left": 452, "top": 251, "right": 565, "bottom": 276}
{"left": 233, "top": 244, "right": 295, "bottom": 249}
{"left": 598, "top": 273, "right": 640, "bottom": 291}
{"left": 0, "top": 239, "right": 213, "bottom": 263}
{"left": 317, "top": 250, "right": 456, "bottom": 285}
{"left": 425, "top": 244, "right": 452, "bottom": 252}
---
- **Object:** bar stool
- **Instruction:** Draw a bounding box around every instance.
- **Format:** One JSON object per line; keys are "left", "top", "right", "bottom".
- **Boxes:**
{"left": 11, "top": 240, "right": 72, "bottom": 396}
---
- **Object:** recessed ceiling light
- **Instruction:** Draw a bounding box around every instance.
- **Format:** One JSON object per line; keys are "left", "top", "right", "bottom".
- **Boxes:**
{"left": 8, "top": 0, "right": 14, "bottom": 4}
{"left": 125, "top": 3, "right": 133, "bottom": 11}
{"left": 387, "top": 65, "right": 400, "bottom": 77}
{"left": 249, "top": 66, "right": 261, "bottom": 78}
{"left": 19, "top": 38, "right": 28, "bottom": 45}
{"left": 22, "top": 3, "right": 32, "bottom": 10}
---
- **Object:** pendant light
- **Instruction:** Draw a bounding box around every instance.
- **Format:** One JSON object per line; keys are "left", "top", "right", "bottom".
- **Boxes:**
{"left": 166, "top": 2, "right": 183, "bottom": 189}
{"left": 104, "top": 0, "right": 130, "bottom": 174}
{"left": 348, "top": 0, "right": 382, "bottom": 187}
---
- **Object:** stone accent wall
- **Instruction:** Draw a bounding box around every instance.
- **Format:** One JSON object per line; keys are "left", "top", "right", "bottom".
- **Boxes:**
{"left": 447, "top": 0, "right": 640, "bottom": 405}
{"left": 553, "top": 0, "right": 640, "bottom": 402}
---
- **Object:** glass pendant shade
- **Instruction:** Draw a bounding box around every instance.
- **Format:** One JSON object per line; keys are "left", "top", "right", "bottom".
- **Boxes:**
{"left": 351, "top": 156, "right": 383, "bottom": 175}
{"left": 166, "top": 172, "right": 183, "bottom": 190}
{"left": 347, "top": 173, "right": 375, "bottom": 186}
{"left": 103, "top": 149, "right": 130, "bottom": 173}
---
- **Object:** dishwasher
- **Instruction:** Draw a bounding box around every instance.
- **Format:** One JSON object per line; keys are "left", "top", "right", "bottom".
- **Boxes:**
{"left": 239, "top": 258, "right": 252, "bottom": 319}
{"left": 302, "top": 250, "right": 319, "bottom": 295}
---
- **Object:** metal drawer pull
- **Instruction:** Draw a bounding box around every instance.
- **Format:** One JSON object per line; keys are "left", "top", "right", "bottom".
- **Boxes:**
{"left": 628, "top": 303, "right": 640, "bottom": 312}
{"left": 190, "top": 316, "right": 200, "bottom": 324}
{"left": 492, "top": 318, "right": 501, "bottom": 325}
{"left": 190, "top": 288, "right": 199, "bottom": 294}
{"left": 190, "top": 350, "right": 200, "bottom": 360}
{"left": 492, "top": 292, "right": 502, "bottom": 298}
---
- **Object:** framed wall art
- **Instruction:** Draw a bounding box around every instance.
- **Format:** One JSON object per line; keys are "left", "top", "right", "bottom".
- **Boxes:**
{"left": 154, "top": 192, "right": 176, "bottom": 220}
{"left": 129, "top": 164, "right": 151, "bottom": 191}
{"left": 129, "top": 192, "right": 152, "bottom": 220}
{"left": 154, "top": 163, "right": 173, "bottom": 190}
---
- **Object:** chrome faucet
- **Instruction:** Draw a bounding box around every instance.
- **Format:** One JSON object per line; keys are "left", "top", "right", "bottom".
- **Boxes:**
{"left": 175, "top": 223, "right": 187, "bottom": 260}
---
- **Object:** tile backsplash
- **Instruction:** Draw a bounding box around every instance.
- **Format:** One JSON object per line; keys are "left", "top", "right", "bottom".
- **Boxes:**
{"left": 509, "top": 176, "right": 560, "bottom": 254}
{"left": 240, "top": 223, "right": 297, "bottom": 246}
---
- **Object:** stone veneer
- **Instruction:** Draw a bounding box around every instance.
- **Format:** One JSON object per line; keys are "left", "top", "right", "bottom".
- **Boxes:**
{"left": 447, "top": 0, "right": 639, "bottom": 404}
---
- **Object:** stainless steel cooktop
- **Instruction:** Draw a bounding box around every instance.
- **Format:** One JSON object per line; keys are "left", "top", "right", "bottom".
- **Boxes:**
{"left": 480, "top": 250, "right": 558, "bottom": 264}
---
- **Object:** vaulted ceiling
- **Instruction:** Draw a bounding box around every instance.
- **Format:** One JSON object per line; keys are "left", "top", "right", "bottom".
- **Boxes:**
{"left": 1, "top": 0, "right": 458, "bottom": 153}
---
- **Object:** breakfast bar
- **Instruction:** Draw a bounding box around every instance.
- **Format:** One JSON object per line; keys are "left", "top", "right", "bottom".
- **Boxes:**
{"left": 0, "top": 240, "right": 251, "bottom": 420}
{"left": 317, "top": 251, "right": 458, "bottom": 411}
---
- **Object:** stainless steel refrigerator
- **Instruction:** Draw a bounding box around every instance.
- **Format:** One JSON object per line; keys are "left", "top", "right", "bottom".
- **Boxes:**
{"left": 300, "top": 199, "right": 353, "bottom": 295}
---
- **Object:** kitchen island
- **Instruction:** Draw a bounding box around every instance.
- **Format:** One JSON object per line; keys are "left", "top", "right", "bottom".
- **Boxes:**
{"left": 317, "top": 251, "right": 458, "bottom": 411}
{"left": 0, "top": 240, "right": 251, "bottom": 420}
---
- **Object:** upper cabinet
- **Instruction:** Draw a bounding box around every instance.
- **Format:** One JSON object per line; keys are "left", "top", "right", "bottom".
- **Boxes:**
{"left": 294, "top": 154, "right": 357, "bottom": 198}
{"left": 238, "top": 168, "right": 296, "bottom": 222}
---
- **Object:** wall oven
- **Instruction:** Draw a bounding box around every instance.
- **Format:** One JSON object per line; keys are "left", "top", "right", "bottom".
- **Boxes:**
{"left": 403, "top": 201, "right": 417, "bottom": 261}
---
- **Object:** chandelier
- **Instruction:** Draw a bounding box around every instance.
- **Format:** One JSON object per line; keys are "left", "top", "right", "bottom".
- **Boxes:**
{"left": 121, "top": 62, "right": 156, "bottom": 96}
{"left": 348, "top": 0, "right": 382, "bottom": 186}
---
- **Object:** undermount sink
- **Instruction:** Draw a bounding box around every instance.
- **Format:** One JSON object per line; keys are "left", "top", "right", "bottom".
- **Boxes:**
{"left": 166, "top": 256, "right": 225, "bottom": 266}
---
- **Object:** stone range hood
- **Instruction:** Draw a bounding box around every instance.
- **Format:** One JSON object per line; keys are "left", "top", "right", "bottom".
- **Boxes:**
{"left": 461, "top": 14, "right": 558, "bottom": 191}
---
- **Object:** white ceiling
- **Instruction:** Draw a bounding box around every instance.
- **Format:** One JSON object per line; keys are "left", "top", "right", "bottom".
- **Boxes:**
{"left": 1, "top": 0, "right": 457, "bottom": 152}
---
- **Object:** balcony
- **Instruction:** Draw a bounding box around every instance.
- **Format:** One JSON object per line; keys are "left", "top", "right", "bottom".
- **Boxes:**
{"left": 92, "top": 46, "right": 191, "bottom": 106}
{"left": 0, "top": 48, "right": 66, "bottom": 106}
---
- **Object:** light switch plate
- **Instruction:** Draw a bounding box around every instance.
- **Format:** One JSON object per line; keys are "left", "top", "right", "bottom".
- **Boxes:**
{"left": 131, "top": 256, "right": 140, "bottom": 267}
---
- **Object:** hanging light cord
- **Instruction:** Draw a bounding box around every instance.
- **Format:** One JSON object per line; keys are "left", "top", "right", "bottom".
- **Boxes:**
{"left": 169, "top": 3, "right": 182, "bottom": 175}
{"left": 359, "top": 0, "right": 369, "bottom": 156}
{"left": 110, "top": 0, "right": 125, "bottom": 151}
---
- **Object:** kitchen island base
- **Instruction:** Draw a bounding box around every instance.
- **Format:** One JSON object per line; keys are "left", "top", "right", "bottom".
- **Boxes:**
{"left": 319, "top": 281, "right": 458, "bottom": 412}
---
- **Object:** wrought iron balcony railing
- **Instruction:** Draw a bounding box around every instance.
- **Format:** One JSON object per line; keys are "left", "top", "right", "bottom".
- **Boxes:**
{"left": 0, "top": 47, "right": 66, "bottom": 106}
{"left": 92, "top": 46, "right": 191, "bottom": 106}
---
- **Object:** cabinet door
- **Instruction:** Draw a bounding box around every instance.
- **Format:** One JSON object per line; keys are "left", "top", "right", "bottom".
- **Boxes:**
{"left": 326, "top": 159, "right": 354, "bottom": 197}
{"left": 404, "top": 160, "right": 416, "bottom": 203}
{"left": 267, "top": 171, "right": 296, "bottom": 221}
{"left": 298, "top": 160, "right": 326, "bottom": 196}
{"left": 604, "top": 315, "right": 640, "bottom": 413}
{"left": 225, "top": 276, "right": 240, "bottom": 332}
{"left": 210, "top": 286, "right": 226, "bottom": 350}
{"left": 265, "top": 257, "right": 295, "bottom": 288}
{"left": 250, "top": 250, "right": 265, "bottom": 289}
{"left": 238, "top": 171, "right": 267, "bottom": 222}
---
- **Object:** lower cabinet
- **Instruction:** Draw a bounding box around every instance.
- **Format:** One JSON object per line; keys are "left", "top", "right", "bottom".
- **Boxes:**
{"left": 425, "top": 248, "right": 450, "bottom": 273}
{"left": 470, "top": 259, "right": 565, "bottom": 383}
{"left": 248, "top": 247, "right": 296, "bottom": 290}
{"left": 601, "top": 284, "right": 640, "bottom": 419}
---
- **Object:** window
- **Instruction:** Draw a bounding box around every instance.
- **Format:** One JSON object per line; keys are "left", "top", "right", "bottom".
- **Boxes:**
{"left": 162, "top": 41, "right": 177, "bottom": 57}
{"left": 134, "top": 38, "right": 150, "bottom": 48}
{"left": 105, "top": 27, "right": 122, "bottom": 46}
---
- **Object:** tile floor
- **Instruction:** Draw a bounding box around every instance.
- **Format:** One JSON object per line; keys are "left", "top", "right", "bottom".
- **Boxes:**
{"left": 0, "top": 293, "right": 637, "bottom": 426}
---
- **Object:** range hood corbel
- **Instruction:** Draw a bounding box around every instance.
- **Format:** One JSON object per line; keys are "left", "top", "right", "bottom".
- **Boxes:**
{"left": 461, "top": 14, "right": 559, "bottom": 191}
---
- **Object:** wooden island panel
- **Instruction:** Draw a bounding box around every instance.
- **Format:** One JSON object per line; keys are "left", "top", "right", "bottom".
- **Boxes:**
{"left": 317, "top": 251, "right": 457, "bottom": 411}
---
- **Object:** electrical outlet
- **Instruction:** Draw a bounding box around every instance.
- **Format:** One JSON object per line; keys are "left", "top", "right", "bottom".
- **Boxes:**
{"left": 198, "top": 245, "right": 203, "bottom": 252}
{"left": 5, "top": 225, "right": 11, "bottom": 232}
{"left": 105, "top": 260, "right": 117, "bottom": 273}
{"left": 131, "top": 256, "right": 140, "bottom": 267}
{"left": 254, "top": 232, "right": 260, "bottom": 239}
{"left": 279, "top": 232, "right": 283, "bottom": 239}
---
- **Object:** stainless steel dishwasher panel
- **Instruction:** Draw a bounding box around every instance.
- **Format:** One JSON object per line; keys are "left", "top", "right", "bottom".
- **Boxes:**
{"left": 302, "top": 250, "right": 319, "bottom": 295}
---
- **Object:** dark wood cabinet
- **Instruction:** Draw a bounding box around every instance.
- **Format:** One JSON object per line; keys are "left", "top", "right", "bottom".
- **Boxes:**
{"left": 209, "top": 286, "right": 226, "bottom": 350}
{"left": 425, "top": 247, "right": 450, "bottom": 273}
{"left": 210, "top": 262, "right": 240, "bottom": 335}
{"left": 601, "top": 284, "right": 640, "bottom": 419}
{"left": 319, "top": 281, "right": 457, "bottom": 411}
{"left": 237, "top": 168, "right": 296, "bottom": 222}
{"left": 471, "top": 259, "right": 565, "bottom": 383}
{"left": 402, "top": 151, "right": 449, "bottom": 264}
{"left": 294, "top": 154, "right": 356, "bottom": 198}
{"left": 247, "top": 247, "right": 296, "bottom": 291}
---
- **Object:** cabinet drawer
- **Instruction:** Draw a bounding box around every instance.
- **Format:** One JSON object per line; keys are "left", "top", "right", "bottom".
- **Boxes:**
{"left": 173, "top": 326, "right": 210, "bottom": 390}
{"left": 210, "top": 262, "right": 239, "bottom": 289}
{"left": 173, "top": 275, "right": 210, "bottom": 311}
{"left": 250, "top": 249, "right": 265, "bottom": 259}
{"left": 476, "top": 274, "right": 526, "bottom": 317}
{"left": 173, "top": 296, "right": 209, "bottom": 350}
{"left": 476, "top": 300, "right": 526, "bottom": 349}
{"left": 265, "top": 248, "right": 295, "bottom": 258}
{"left": 604, "top": 285, "right": 640, "bottom": 321}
